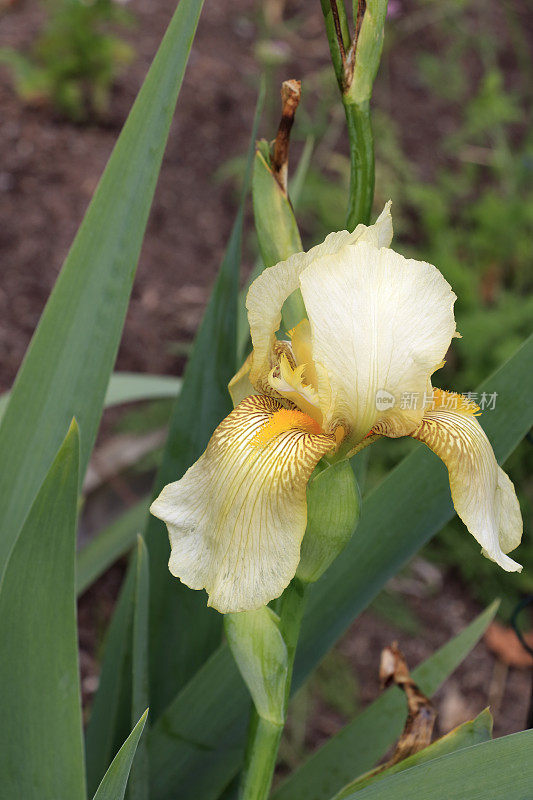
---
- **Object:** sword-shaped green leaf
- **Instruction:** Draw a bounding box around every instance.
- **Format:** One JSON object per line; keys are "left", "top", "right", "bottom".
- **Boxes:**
{"left": 92, "top": 711, "right": 148, "bottom": 800}
{"left": 76, "top": 499, "right": 149, "bottom": 597}
{"left": 340, "top": 729, "right": 533, "bottom": 800}
{"left": 333, "top": 709, "right": 492, "bottom": 799}
{"left": 0, "top": 372, "right": 182, "bottom": 423}
{"left": 85, "top": 566, "right": 136, "bottom": 795}
{"left": 129, "top": 537, "right": 150, "bottom": 800}
{"left": 0, "top": 0, "right": 204, "bottom": 576}
{"left": 0, "top": 421, "right": 85, "bottom": 800}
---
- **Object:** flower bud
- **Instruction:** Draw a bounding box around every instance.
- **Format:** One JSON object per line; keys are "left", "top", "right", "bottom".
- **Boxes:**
{"left": 296, "top": 459, "right": 361, "bottom": 584}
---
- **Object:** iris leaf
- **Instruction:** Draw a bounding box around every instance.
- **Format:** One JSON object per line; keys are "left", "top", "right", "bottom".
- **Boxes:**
{"left": 332, "top": 708, "right": 493, "bottom": 799}
{"left": 129, "top": 537, "right": 150, "bottom": 800}
{"left": 92, "top": 711, "right": 148, "bottom": 800}
{"left": 85, "top": 567, "right": 136, "bottom": 795}
{"left": 76, "top": 499, "right": 149, "bottom": 597}
{"left": 340, "top": 729, "right": 533, "bottom": 800}
{"left": 0, "top": 372, "right": 182, "bottom": 423}
{"left": 0, "top": 0, "right": 204, "bottom": 576}
{"left": 149, "top": 602, "right": 498, "bottom": 800}
{"left": 0, "top": 421, "right": 85, "bottom": 800}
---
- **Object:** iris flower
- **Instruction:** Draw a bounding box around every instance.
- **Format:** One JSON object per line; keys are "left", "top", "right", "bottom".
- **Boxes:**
{"left": 151, "top": 204, "right": 522, "bottom": 613}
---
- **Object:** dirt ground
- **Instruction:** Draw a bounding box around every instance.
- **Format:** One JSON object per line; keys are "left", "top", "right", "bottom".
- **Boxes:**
{"left": 2, "top": 0, "right": 532, "bottom": 760}
{"left": 1, "top": 0, "right": 261, "bottom": 389}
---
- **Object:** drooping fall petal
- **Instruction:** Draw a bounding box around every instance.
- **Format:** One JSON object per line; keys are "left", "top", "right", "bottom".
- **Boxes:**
{"left": 150, "top": 395, "right": 336, "bottom": 612}
{"left": 411, "top": 394, "right": 522, "bottom": 571}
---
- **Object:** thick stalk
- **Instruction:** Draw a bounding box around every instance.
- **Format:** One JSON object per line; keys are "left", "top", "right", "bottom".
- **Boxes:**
{"left": 239, "top": 714, "right": 283, "bottom": 800}
{"left": 239, "top": 580, "right": 307, "bottom": 800}
{"left": 321, "top": 0, "right": 387, "bottom": 229}
{"left": 343, "top": 98, "right": 374, "bottom": 228}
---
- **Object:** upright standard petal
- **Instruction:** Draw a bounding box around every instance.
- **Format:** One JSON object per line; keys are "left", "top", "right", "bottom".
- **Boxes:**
{"left": 150, "top": 395, "right": 336, "bottom": 613}
{"left": 228, "top": 353, "right": 255, "bottom": 407}
{"left": 246, "top": 203, "right": 393, "bottom": 390}
{"left": 411, "top": 392, "right": 522, "bottom": 571}
{"left": 300, "top": 242, "right": 457, "bottom": 443}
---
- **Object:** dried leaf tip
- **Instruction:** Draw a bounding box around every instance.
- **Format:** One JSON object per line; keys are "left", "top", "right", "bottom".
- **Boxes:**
{"left": 272, "top": 79, "right": 301, "bottom": 196}
{"left": 379, "top": 642, "right": 436, "bottom": 766}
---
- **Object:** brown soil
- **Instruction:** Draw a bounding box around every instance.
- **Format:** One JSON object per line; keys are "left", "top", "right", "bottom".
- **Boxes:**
{"left": 1, "top": 0, "right": 260, "bottom": 389}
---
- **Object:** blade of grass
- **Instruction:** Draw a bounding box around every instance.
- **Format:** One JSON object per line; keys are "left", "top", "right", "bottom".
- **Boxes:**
{"left": 0, "top": 421, "right": 85, "bottom": 800}
{"left": 0, "top": 372, "right": 182, "bottom": 423}
{"left": 0, "top": 0, "right": 204, "bottom": 576}
{"left": 92, "top": 711, "right": 148, "bottom": 800}
{"left": 147, "top": 334, "right": 533, "bottom": 800}
{"left": 129, "top": 537, "right": 150, "bottom": 800}
{"left": 76, "top": 499, "right": 149, "bottom": 597}
{"left": 85, "top": 566, "right": 136, "bottom": 795}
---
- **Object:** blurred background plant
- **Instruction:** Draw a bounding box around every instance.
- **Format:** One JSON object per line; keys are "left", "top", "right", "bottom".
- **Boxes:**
{"left": 0, "top": 0, "right": 134, "bottom": 120}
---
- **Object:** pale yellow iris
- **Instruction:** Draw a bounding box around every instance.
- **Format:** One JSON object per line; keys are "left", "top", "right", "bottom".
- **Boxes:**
{"left": 151, "top": 203, "right": 522, "bottom": 613}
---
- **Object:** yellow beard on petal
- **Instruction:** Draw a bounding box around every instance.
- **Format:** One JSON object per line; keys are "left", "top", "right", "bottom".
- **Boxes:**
{"left": 251, "top": 408, "right": 324, "bottom": 448}
{"left": 431, "top": 388, "right": 481, "bottom": 416}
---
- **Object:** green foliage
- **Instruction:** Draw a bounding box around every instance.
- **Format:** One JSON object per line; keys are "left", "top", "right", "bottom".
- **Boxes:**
{"left": 129, "top": 536, "right": 150, "bottom": 799}
{"left": 92, "top": 711, "right": 148, "bottom": 800}
{"left": 274, "top": 602, "right": 498, "bottom": 800}
{"left": 85, "top": 566, "right": 137, "bottom": 795}
{"left": 341, "top": 729, "right": 533, "bottom": 800}
{"left": 76, "top": 499, "right": 149, "bottom": 597}
{"left": 225, "top": 607, "right": 289, "bottom": 726}
{"left": 0, "top": 0, "right": 134, "bottom": 120}
{"left": 334, "top": 708, "right": 493, "bottom": 798}
{"left": 0, "top": 1, "right": 203, "bottom": 795}
{"left": 0, "top": 422, "right": 85, "bottom": 800}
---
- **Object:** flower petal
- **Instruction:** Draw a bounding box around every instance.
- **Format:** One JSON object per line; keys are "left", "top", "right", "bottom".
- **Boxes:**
{"left": 411, "top": 397, "right": 522, "bottom": 571}
{"left": 299, "top": 242, "right": 457, "bottom": 442}
{"left": 150, "top": 395, "right": 336, "bottom": 613}
{"left": 228, "top": 352, "right": 255, "bottom": 407}
{"left": 246, "top": 202, "right": 393, "bottom": 390}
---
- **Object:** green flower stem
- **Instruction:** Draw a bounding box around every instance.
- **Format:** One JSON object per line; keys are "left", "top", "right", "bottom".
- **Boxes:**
{"left": 239, "top": 714, "right": 283, "bottom": 800}
{"left": 321, "top": 0, "right": 388, "bottom": 228}
{"left": 343, "top": 98, "right": 374, "bottom": 227}
{"left": 239, "top": 579, "right": 307, "bottom": 800}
